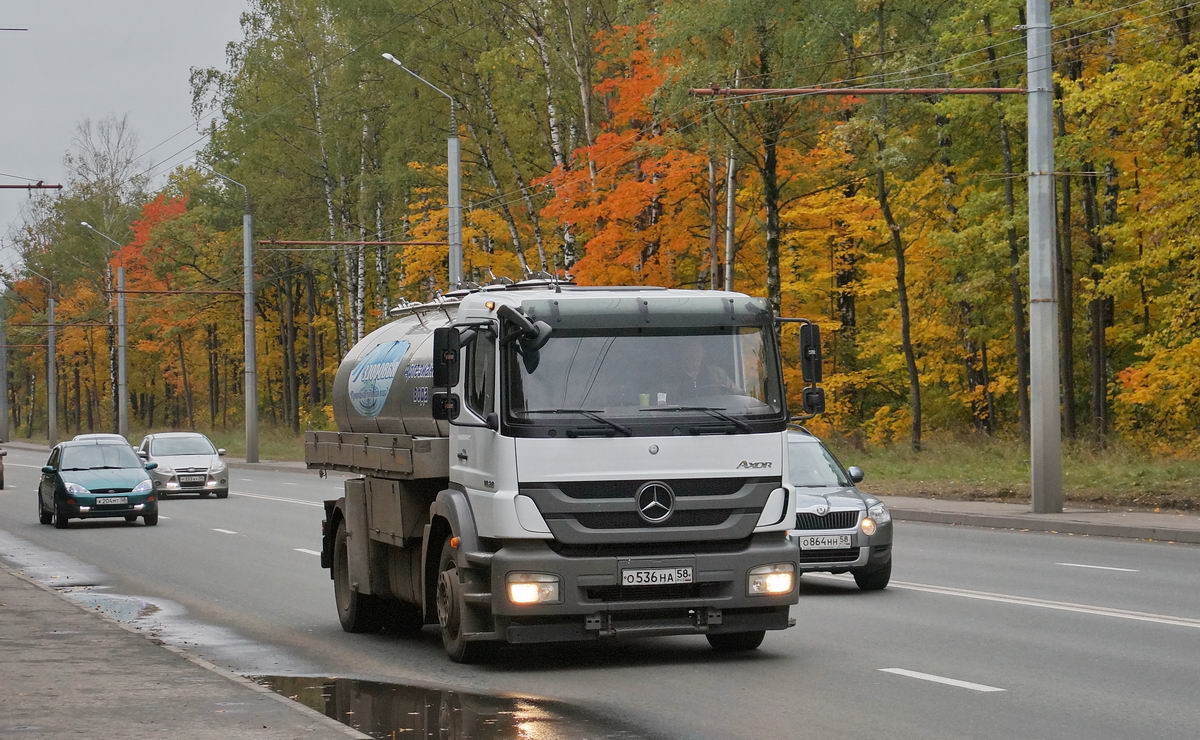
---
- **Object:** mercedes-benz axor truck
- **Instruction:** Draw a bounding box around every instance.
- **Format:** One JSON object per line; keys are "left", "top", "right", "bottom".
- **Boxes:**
{"left": 306, "top": 280, "right": 825, "bottom": 662}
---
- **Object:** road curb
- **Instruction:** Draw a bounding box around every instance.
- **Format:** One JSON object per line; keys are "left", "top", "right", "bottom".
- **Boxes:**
{"left": 891, "top": 508, "right": 1200, "bottom": 544}
{"left": 2, "top": 563, "right": 368, "bottom": 739}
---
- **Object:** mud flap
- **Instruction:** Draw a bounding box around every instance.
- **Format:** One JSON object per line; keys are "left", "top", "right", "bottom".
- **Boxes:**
{"left": 344, "top": 479, "right": 372, "bottom": 595}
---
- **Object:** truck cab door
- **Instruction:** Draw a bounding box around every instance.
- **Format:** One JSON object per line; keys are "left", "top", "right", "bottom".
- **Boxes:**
{"left": 450, "top": 332, "right": 500, "bottom": 493}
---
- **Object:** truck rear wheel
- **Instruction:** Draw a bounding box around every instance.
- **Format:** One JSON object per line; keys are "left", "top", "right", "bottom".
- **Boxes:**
{"left": 333, "top": 519, "right": 385, "bottom": 633}
{"left": 706, "top": 630, "right": 766, "bottom": 652}
{"left": 435, "top": 539, "right": 497, "bottom": 663}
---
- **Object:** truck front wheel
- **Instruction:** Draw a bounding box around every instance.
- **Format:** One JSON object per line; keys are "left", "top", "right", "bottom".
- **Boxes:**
{"left": 333, "top": 520, "right": 384, "bottom": 633}
{"left": 435, "top": 539, "right": 497, "bottom": 663}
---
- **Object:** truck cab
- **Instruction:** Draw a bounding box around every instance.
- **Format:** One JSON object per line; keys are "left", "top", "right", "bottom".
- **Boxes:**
{"left": 309, "top": 282, "right": 823, "bottom": 662}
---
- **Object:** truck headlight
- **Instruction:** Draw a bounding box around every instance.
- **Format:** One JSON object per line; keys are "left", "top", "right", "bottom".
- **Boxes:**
{"left": 65, "top": 482, "right": 89, "bottom": 495}
{"left": 506, "top": 573, "right": 560, "bottom": 605}
{"left": 748, "top": 563, "right": 795, "bottom": 596}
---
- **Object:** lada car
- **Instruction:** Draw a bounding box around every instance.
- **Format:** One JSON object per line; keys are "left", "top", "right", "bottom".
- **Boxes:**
{"left": 786, "top": 428, "right": 892, "bottom": 590}
{"left": 38, "top": 440, "right": 159, "bottom": 528}
{"left": 138, "top": 432, "right": 228, "bottom": 497}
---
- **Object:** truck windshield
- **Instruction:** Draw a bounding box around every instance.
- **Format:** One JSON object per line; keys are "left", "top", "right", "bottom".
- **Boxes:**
{"left": 506, "top": 326, "right": 784, "bottom": 433}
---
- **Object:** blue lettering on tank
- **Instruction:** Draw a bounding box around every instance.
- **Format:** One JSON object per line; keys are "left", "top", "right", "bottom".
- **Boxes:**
{"left": 348, "top": 340, "right": 411, "bottom": 417}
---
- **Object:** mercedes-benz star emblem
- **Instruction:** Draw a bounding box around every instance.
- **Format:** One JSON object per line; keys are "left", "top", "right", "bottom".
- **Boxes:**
{"left": 815, "top": 505, "right": 829, "bottom": 516}
{"left": 635, "top": 481, "right": 675, "bottom": 524}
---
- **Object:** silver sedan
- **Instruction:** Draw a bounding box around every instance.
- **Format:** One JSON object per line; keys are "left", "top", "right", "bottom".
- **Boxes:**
{"left": 137, "top": 432, "right": 229, "bottom": 498}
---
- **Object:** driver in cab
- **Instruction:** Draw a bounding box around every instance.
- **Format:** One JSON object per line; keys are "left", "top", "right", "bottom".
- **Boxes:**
{"left": 666, "top": 340, "right": 733, "bottom": 401}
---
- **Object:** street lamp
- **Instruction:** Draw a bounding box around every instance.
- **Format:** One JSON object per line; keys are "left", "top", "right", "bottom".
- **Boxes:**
{"left": 20, "top": 267, "right": 56, "bottom": 446}
{"left": 192, "top": 161, "right": 258, "bottom": 463}
{"left": 381, "top": 52, "right": 462, "bottom": 287}
{"left": 81, "top": 221, "right": 129, "bottom": 438}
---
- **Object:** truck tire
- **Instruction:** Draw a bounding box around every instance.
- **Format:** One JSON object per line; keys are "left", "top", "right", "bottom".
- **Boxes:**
{"left": 333, "top": 519, "right": 384, "bottom": 633}
{"left": 706, "top": 630, "right": 765, "bottom": 652}
{"left": 853, "top": 559, "right": 891, "bottom": 591}
{"left": 434, "top": 539, "right": 498, "bottom": 663}
{"left": 386, "top": 601, "right": 426, "bottom": 636}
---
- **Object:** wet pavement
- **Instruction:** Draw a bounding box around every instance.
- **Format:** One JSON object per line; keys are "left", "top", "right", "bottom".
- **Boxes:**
{"left": 255, "top": 675, "right": 648, "bottom": 739}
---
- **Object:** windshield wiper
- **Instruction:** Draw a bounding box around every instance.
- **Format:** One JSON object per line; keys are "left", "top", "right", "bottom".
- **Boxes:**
{"left": 522, "top": 408, "right": 633, "bottom": 436}
{"left": 638, "top": 405, "right": 753, "bottom": 433}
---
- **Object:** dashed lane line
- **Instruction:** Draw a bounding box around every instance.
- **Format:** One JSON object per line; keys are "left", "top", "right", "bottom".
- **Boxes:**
{"left": 806, "top": 573, "right": 1200, "bottom": 630}
{"left": 1057, "top": 562, "right": 1139, "bottom": 572}
{"left": 294, "top": 548, "right": 321, "bottom": 556}
{"left": 228, "top": 491, "right": 323, "bottom": 508}
{"left": 211, "top": 528, "right": 238, "bottom": 535}
{"left": 878, "top": 668, "right": 1006, "bottom": 693}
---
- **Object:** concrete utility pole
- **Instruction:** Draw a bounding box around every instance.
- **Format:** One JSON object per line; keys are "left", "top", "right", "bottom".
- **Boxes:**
{"left": 1026, "top": 0, "right": 1063, "bottom": 513}
{"left": 382, "top": 53, "right": 463, "bottom": 288}
{"left": 80, "top": 222, "right": 129, "bottom": 438}
{"left": 193, "top": 162, "right": 258, "bottom": 463}
{"left": 47, "top": 298, "right": 56, "bottom": 447}
{"left": 0, "top": 308, "right": 7, "bottom": 442}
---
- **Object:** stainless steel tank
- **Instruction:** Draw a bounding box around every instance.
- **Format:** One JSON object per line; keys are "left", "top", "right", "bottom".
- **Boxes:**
{"left": 332, "top": 306, "right": 454, "bottom": 436}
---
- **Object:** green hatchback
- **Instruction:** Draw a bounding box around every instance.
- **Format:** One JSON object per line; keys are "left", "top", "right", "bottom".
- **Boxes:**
{"left": 38, "top": 440, "right": 160, "bottom": 528}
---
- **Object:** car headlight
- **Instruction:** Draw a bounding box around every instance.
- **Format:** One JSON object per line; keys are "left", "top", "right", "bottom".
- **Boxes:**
{"left": 156, "top": 467, "right": 174, "bottom": 476}
{"left": 506, "top": 573, "right": 560, "bottom": 605}
{"left": 132, "top": 479, "right": 152, "bottom": 494}
{"left": 65, "top": 482, "right": 89, "bottom": 495}
{"left": 868, "top": 502, "right": 891, "bottom": 525}
{"left": 210, "top": 462, "right": 226, "bottom": 473}
{"left": 748, "top": 562, "right": 795, "bottom": 596}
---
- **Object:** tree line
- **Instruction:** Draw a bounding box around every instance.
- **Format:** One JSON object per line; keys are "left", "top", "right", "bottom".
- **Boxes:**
{"left": 4, "top": 0, "right": 1197, "bottom": 454}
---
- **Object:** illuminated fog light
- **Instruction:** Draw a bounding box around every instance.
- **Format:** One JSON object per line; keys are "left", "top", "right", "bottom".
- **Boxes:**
{"left": 206, "top": 480, "right": 217, "bottom": 487}
{"left": 860, "top": 517, "right": 877, "bottom": 536}
{"left": 166, "top": 481, "right": 180, "bottom": 489}
{"left": 134, "top": 504, "right": 144, "bottom": 510}
{"left": 506, "top": 573, "right": 560, "bottom": 605}
{"left": 748, "top": 563, "right": 795, "bottom": 596}
{"left": 79, "top": 506, "right": 91, "bottom": 512}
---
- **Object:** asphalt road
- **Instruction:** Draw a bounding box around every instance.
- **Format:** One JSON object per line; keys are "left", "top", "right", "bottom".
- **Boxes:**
{"left": 2, "top": 444, "right": 1198, "bottom": 739}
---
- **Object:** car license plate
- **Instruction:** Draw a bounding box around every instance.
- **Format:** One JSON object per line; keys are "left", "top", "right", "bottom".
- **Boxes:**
{"left": 795, "top": 534, "right": 852, "bottom": 550}
{"left": 95, "top": 496, "right": 128, "bottom": 505}
{"left": 180, "top": 475, "right": 206, "bottom": 483}
{"left": 621, "top": 567, "right": 693, "bottom": 586}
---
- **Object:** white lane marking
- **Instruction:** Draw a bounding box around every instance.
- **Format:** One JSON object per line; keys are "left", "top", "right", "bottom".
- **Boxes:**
{"left": 806, "top": 574, "right": 1200, "bottom": 630}
{"left": 158, "top": 515, "right": 171, "bottom": 520}
{"left": 211, "top": 528, "right": 238, "bottom": 535}
{"left": 6, "top": 462, "right": 45, "bottom": 468}
{"left": 1057, "top": 562, "right": 1139, "bottom": 573}
{"left": 294, "top": 548, "right": 321, "bottom": 556}
{"left": 229, "top": 491, "right": 322, "bottom": 508}
{"left": 278, "top": 482, "right": 297, "bottom": 486}
{"left": 879, "top": 668, "right": 1006, "bottom": 693}
{"left": 239, "top": 478, "right": 254, "bottom": 482}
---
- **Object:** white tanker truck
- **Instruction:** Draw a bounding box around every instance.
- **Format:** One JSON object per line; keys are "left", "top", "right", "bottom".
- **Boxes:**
{"left": 306, "top": 279, "right": 825, "bottom": 662}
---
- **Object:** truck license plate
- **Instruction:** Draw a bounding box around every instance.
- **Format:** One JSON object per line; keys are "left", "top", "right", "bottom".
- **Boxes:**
{"left": 95, "top": 496, "right": 128, "bottom": 505}
{"left": 796, "top": 534, "right": 852, "bottom": 549}
{"left": 621, "top": 567, "right": 693, "bottom": 586}
{"left": 180, "top": 475, "right": 206, "bottom": 483}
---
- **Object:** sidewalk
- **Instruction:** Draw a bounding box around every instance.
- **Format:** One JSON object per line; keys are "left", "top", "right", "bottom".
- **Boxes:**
{"left": 887, "top": 495, "right": 1200, "bottom": 544}
{"left": 0, "top": 566, "right": 365, "bottom": 739}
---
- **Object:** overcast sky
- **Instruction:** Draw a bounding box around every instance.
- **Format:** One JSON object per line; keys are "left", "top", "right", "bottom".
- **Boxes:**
{"left": 0, "top": 1, "right": 247, "bottom": 266}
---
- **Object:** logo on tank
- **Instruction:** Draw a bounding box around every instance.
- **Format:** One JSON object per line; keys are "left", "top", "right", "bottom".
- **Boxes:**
{"left": 348, "top": 340, "right": 411, "bottom": 417}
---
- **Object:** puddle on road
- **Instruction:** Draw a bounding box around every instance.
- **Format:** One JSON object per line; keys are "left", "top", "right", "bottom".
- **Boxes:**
{"left": 254, "top": 675, "right": 645, "bottom": 739}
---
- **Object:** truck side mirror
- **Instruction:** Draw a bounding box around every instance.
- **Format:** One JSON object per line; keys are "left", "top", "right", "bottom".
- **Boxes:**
{"left": 432, "top": 327, "right": 462, "bottom": 388}
{"left": 802, "top": 387, "right": 825, "bottom": 415}
{"left": 497, "top": 305, "right": 552, "bottom": 352}
{"left": 800, "top": 323, "right": 822, "bottom": 383}
{"left": 432, "top": 392, "right": 460, "bottom": 421}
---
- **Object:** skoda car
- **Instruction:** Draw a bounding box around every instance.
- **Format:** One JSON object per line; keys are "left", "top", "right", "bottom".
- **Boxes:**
{"left": 38, "top": 440, "right": 159, "bottom": 528}
{"left": 138, "top": 432, "right": 228, "bottom": 498}
{"left": 786, "top": 428, "right": 892, "bottom": 590}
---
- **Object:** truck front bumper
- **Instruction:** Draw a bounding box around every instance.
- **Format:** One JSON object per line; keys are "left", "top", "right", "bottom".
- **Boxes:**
{"left": 481, "top": 533, "right": 798, "bottom": 644}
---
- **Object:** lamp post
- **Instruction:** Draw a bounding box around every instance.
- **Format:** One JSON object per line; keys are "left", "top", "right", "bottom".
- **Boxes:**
{"left": 23, "top": 267, "right": 57, "bottom": 446}
{"left": 193, "top": 162, "right": 257, "bottom": 463}
{"left": 81, "top": 221, "right": 129, "bottom": 438}
{"left": 382, "top": 52, "right": 462, "bottom": 287}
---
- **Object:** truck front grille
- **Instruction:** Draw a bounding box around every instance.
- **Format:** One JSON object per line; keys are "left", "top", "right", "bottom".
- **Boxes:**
{"left": 794, "top": 510, "right": 859, "bottom": 530}
{"left": 520, "top": 477, "right": 781, "bottom": 545}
